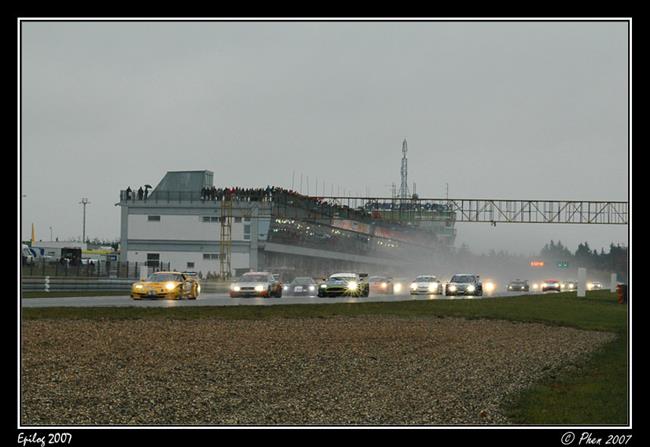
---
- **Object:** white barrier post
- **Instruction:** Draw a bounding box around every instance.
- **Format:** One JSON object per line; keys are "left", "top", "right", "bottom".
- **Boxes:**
{"left": 44, "top": 276, "right": 50, "bottom": 293}
{"left": 577, "top": 268, "right": 586, "bottom": 297}
{"left": 140, "top": 266, "right": 149, "bottom": 281}
{"left": 610, "top": 273, "right": 617, "bottom": 292}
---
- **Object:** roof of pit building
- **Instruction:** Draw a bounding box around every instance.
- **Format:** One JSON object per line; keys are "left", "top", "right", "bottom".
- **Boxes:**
{"left": 149, "top": 170, "right": 214, "bottom": 200}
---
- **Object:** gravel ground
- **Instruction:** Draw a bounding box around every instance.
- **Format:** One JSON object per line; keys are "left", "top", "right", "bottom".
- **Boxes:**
{"left": 21, "top": 316, "right": 615, "bottom": 426}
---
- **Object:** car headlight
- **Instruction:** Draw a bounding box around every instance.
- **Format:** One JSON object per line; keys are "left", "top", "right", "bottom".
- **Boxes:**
{"left": 255, "top": 285, "right": 265, "bottom": 292}
{"left": 569, "top": 284, "right": 574, "bottom": 289}
{"left": 448, "top": 285, "right": 457, "bottom": 292}
{"left": 320, "top": 284, "right": 327, "bottom": 288}
{"left": 381, "top": 282, "right": 387, "bottom": 289}
{"left": 394, "top": 283, "right": 402, "bottom": 293}
{"left": 428, "top": 284, "right": 436, "bottom": 292}
{"left": 410, "top": 283, "right": 417, "bottom": 290}
{"left": 232, "top": 286, "right": 240, "bottom": 292}
{"left": 485, "top": 282, "right": 495, "bottom": 292}
{"left": 165, "top": 282, "right": 175, "bottom": 290}
{"left": 197, "top": 285, "right": 201, "bottom": 293}
{"left": 587, "top": 283, "right": 593, "bottom": 290}
{"left": 283, "top": 285, "right": 288, "bottom": 291}
{"left": 308, "top": 285, "right": 315, "bottom": 291}
{"left": 467, "top": 285, "right": 476, "bottom": 292}
{"left": 532, "top": 283, "right": 539, "bottom": 289}
{"left": 347, "top": 281, "right": 358, "bottom": 290}
{"left": 134, "top": 284, "right": 143, "bottom": 289}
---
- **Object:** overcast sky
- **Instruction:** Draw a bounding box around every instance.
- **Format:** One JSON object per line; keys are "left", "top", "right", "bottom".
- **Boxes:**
{"left": 20, "top": 20, "right": 629, "bottom": 255}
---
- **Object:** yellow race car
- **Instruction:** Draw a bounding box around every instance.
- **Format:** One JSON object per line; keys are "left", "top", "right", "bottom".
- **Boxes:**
{"left": 131, "top": 271, "right": 201, "bottom": 300}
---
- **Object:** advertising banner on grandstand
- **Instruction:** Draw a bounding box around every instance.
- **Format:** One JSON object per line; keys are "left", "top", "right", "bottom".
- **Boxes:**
{"left": 332, "top": 219, "right": 371, "bottom": 235}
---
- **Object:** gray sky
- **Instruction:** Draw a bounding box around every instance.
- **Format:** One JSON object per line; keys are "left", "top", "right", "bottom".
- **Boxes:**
{"left": 20, "top": 20, "right": 629, "bottom": 255}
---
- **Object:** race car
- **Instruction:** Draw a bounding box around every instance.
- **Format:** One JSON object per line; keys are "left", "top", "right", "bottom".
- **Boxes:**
{"left": 482, "top": 278, "right": 497, "bottom": 295}
{"left": 409, "top": 275, "right": 443, "bottom": 295}
{"left": 561, "top": 280, "right": 578, "bottom": 291}
{"left": 587, "top": 281, "right": 604, "bottom": 291}
{"left": 445, "top": 274, "right": 483, "bottom": 296}
{"left": 541, "top": 279, "right": 561, "bottom": 292}
{"left": 507, "top": 279, "right": 529, "bottom": 292}
{"left": 369, "top": 276, "right": 394, "bottom": 294}
{"left": 131, "top": 271, "right": 201, "bottom": 300}
{"left": 283, "top": 277, "right": 318, "bottom": 297}
{"left": 391, "top": 278, "right": 410, "bottom": 294}
{"left": 229, "top": 272, "right": 283, "bottom": 298}
{"left": 317, "top": 272, "right": 370, "bottom": 297}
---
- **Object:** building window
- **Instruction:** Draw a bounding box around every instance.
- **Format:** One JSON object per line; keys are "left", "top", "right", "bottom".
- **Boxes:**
{"left": 201, "top": 216, "right": 218, "bottom": 222}
{"left": 148, "top": 215, "right": 161, "bottom": 222}
{"left": 244, "top": 224, "right": 251, "bottom": 240}
{"left": 234, "top": 217, "right": 242, "bottom": 223}
{"left": 146, "top": 253, "right": 160, "bottom": 267}
{"left": 202, "top": 253, "right": 219, "bottom": 260}
{"left": 244, "top": 217, "right": 251, "bottom": 222}
{"left": 187, "top": 262, "right": 195, "bottom": 269}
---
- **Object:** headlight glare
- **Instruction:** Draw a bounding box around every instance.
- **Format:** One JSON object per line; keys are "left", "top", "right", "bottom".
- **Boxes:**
{"left": 254, "top": 285, "right": 265, "bottom": 292}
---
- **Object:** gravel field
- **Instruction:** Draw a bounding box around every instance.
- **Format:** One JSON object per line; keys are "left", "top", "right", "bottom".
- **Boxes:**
{"left": 21, "top": 316, "right": 615, "bottom": 426}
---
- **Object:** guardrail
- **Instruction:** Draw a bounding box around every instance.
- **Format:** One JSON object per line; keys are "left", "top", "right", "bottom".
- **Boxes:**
{"left": 21, "top": 277, "right": 134, "bottom": 292}
{"left": 21, "top": 278, "right": 232, "bottom": 293}
{"left": 21, "top": 260, "right": 172, "bottom": 279}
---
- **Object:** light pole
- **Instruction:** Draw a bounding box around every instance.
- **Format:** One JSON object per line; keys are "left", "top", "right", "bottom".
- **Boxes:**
{"left": 79, "top": 198, "right": 90, "bottom": 243}
{"left": 49, "top": 226, "right": 53, "bottom": 241}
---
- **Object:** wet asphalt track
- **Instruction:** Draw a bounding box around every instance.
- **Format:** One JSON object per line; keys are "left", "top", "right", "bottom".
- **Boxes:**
{"left": 20, "top": 291, "right": 540, "bottom": 308}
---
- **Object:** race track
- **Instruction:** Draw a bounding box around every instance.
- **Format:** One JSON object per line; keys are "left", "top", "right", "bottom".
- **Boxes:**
{"left": 21, "top": 291, "right": 529, "bottom": 308}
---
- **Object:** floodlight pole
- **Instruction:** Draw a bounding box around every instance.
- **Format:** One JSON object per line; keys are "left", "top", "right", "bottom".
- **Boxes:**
{"left": 79, "top": 198, "right": 90, "bottom": 243}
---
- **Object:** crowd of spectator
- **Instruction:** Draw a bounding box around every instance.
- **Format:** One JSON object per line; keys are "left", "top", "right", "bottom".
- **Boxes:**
{"left": 123, "top": 185, "right": 151, "bottom": 201}
{"left": 200, "top": 186, "right": 378, "bottom": 222}
{"left": 122, "top": 184, "right": 453, "bottom": 227}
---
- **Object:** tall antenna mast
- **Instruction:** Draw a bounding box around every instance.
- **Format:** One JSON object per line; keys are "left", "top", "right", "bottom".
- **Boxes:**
{"left": 399, "top": 139, "right": 409, "bottom": 200}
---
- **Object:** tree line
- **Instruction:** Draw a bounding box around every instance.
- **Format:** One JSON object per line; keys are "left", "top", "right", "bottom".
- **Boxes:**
{"left": 539, "top": 240, "right": 627, "bottom": 278}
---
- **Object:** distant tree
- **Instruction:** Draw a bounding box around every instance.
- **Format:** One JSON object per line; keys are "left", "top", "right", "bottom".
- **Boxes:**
{"left": 540, "top": 239, "right": 572, "bottom": 262}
